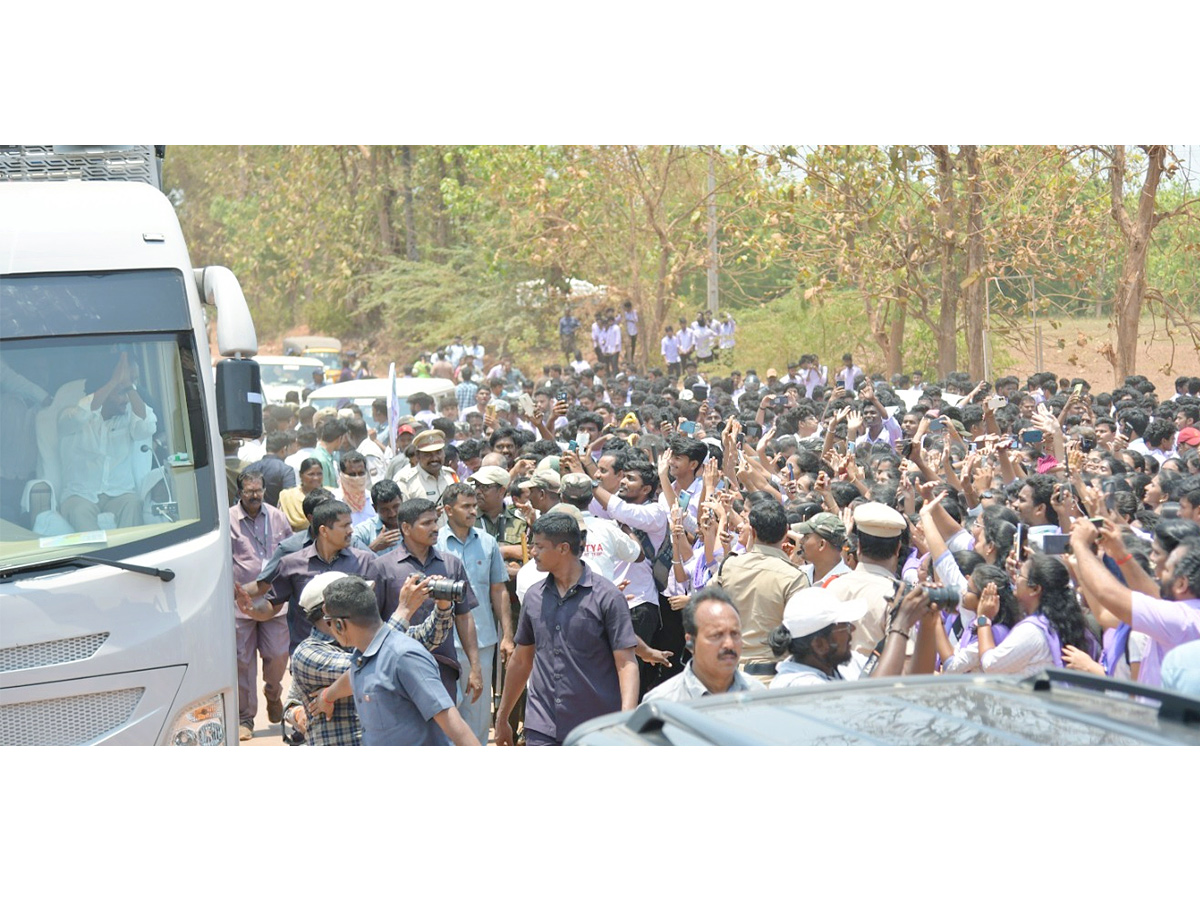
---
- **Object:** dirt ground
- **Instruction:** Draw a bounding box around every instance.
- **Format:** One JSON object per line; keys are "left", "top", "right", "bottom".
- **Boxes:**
{"left": 997, "top": 315, "right": 1199, "bottom": 392}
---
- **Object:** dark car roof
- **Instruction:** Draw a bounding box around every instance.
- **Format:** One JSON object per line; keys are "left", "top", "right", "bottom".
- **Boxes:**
{"left": 565, "top": 670, "right": 1200, "bottom": 746}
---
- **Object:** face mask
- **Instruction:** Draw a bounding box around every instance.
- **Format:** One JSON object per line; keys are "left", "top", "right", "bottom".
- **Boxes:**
{"left": 341, "top": 474, "right": 368, "bottom": 492}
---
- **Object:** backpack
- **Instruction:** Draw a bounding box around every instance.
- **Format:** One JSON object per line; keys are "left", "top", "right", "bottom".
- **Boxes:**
{"left": 631, "top": 526, "right": 673, "bottom": 594}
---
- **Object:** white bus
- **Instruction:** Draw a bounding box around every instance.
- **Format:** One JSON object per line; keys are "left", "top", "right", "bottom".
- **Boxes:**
{"left": 0, "top": 146, "right": 260, "bottom": 745}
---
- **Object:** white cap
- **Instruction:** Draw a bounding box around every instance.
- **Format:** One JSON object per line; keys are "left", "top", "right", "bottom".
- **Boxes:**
{"left": 300, "top": 572, "right": 354, "bottom": 615}
{"left": 781, "top": 587, "right": 868, "bottom": 640}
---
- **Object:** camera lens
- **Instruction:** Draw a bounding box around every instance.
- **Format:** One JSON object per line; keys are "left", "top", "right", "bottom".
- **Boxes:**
{"left": 427, "top": 577, "right": 466, "bottom": 602}
{"left": 926, "top": 586, "right": 960, "bottom": 609}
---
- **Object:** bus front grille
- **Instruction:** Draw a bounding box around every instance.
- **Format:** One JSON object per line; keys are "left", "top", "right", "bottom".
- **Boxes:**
{"left": 0, "top": 688, "right": 144, "bottom": 745}
{"left": 0, "top": 633, "right": 110, "bottom": 673}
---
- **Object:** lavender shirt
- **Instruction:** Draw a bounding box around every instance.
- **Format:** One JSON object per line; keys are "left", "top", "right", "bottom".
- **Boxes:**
{"left": 1130, "top": 592, "right": 1200, "bottom": 688}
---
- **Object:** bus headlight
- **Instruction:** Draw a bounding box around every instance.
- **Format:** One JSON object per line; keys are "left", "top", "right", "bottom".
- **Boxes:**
{"left": 169, "top": 694, "right": 227, "bottom": 746}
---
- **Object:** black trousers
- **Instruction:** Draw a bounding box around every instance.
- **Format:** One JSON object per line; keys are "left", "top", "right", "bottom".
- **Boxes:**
{"left": 630, "top": 602, "right": 663, "bottom": 699}
{"left": 656, "top": 601, "right": 687, "bottom": 681}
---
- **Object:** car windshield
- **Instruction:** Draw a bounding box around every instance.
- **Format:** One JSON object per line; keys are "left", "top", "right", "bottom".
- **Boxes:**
{"left": 306, "top": 351, "right": 341, "bottom": 370}
{"left": 258, "top": 362, "right": 321, "bottom": 388}
{"left": 0, "top": 271, "right": 218, "bottom": 575}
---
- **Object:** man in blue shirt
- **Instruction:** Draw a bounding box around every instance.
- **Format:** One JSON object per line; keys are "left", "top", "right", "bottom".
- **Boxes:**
{"left": 321, "top": 575, "right": 479, "bottom": 746}
{"left": 351, "top": 479, "right": 403, "bottom": 555}
{"left": 559, "top": 309, "right": 581, "bottom": 361}
{"left": 436, "top": 481, "right": 513, "bottom": 745}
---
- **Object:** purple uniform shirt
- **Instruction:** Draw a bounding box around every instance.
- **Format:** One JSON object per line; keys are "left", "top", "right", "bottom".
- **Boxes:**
{"left": 1130, "top": 592, "right": 1200, "bottom": 688}
{"left": 516, "top": 564, "right": 638, "bottom": 741}
{"left": 268, "top": 543, "right": 385, "bottom": 651}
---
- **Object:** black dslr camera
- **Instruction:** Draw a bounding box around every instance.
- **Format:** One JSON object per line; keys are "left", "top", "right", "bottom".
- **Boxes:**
{"left": 926, "top": 586, "right": 960, "bottom": 610}
{"left": 427, "top": 577, "right": 466, "bottom": 602}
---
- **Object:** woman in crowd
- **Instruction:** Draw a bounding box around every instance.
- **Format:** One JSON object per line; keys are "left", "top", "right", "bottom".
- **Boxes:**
{"left": 976, "top": 554, "right": 1090, "bottom": 676}
{"left": 277, "top": 457, "right": 323, "bottom": 532}
{"left": 935, "top": 564, "right": 1022, "bottom": 673}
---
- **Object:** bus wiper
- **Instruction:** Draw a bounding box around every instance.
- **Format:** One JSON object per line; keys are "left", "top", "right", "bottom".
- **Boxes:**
{"left": 0, "top": 554, "right": 175, "bottom": 582}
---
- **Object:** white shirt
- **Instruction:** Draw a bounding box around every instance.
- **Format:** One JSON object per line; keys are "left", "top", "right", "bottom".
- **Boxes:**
{"left": 661, "top": 335, "right": 681, "bottom": 364}
{"left": 678, "top": 327, "right": 695, "bottom": 354}
{"left": 598, "top": 493, "right": 668, "bottom": 608}
{"left": 719, "top": 319, "right": 736, "bottom": 349}
{"left": 624, "top": 310, "right": 639, "bottom": 336}
{"left": 286, "top": 446, "right": 319, "bottom": 479}
{"left": 644, "top": 661, "right": 765, "bottom": 702}
{"left": 979, "top": 618, "right": 1056, "bottom": 677}
{"left": 693, "top": 325, "right": 716, "bottom": 358}
{"left": 838, "top": 365, "right": 864, "bottom": 392}
{"left": 598, "top": 324, "right": 622, "bottom": 355}
{"left": 581, "top": 513, "right": 642, "bottom": 583}
{"left": 356, "top": 437, "right": 390, "bottom": 483}
{"left": 771, "top": 659, "right": 843, "bottom": 689}
{"left": 59, "top": 397, "right": 157, "bottom": 504}
{"left": 570, "top": 358, "right": 593, "bottom": 375}
{"left": 514, "top": 550, "right": 620, "bottom": 603}
{"left": 237, "top": 437, "right": 265, "bottom": 465}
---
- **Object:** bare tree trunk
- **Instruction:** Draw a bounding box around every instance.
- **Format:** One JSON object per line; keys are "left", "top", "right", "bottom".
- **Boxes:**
{"left": 1108, "top": 145, "right": 1167, "bottom": 382}
{"left": 370, "top": 148, "right": 396, "bottom": 255}
{"left": 888, "top": 288, "right": 907, "bottom": 376}
{"left": 963, "top": 145, "right": 986, "bottom": 380}
{"left": 932, "top": 146, "right": 958, "bottom": 377}
{"left": 435, "top": 149, "right": 450, "bottom": 255}
{"left": 401, "top": 145, "right": 418, "bottom": 262}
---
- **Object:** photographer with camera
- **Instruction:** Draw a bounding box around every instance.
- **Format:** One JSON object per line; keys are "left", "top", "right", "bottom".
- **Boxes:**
{"left": 292, "top": 570, "right": 456, "bottom": 745}
{"left": 376, "top": 498, "right": 482, "bottom": 703}
{"left": 320, "top": 575, "right": 479, "bottom": 746}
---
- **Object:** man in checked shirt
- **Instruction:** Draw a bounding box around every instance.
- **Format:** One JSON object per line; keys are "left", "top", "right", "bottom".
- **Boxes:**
{"left": 283, "top": 571, "right": 456, "bottom": 746}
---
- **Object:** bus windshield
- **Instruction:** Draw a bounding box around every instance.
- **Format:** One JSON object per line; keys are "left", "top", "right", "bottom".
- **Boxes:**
{"left": 0, "top": 272, "right": 218, "bottom": 575}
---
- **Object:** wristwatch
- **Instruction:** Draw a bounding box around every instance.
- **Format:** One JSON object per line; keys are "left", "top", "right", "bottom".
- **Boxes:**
{"left": 972, "top": 615, "right": 992, "bottom": 631}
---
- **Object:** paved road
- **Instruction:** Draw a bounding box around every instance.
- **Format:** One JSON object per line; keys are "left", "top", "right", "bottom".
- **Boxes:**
{"left": 243, "top": 664, "right": 289, "bottom": 747}
{"left": 240, "top": 659, "right": 501, "bottom": 746}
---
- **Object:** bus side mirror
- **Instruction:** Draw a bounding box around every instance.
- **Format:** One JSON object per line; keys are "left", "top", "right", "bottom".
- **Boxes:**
{"left": 216, "top": 358, "right": 263, "bottom": 439}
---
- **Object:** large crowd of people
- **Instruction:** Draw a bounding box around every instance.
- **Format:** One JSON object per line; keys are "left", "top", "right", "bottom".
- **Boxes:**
{"left": 226, "top": 310, "right": 1200, "bottom": 745}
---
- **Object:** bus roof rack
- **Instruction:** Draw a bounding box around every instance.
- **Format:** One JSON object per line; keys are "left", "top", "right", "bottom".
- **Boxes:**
{"left": 0, "top": 145, "right": 162, "bottom": 190}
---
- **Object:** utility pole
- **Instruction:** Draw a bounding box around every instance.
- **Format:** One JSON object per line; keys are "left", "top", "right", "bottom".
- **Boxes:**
{"left": 707, "top": 147, "right": 718, "bottom": 317}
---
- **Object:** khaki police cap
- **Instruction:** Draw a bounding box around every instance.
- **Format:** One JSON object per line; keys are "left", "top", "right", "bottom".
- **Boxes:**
{"left": 412, "top": 429, "right": 446, "bottom": 452}
{"left": 852, "top": 502, "right": 908, "bottom": 538}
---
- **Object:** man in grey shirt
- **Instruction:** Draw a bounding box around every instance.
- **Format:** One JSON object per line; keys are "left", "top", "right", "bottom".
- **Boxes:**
{"left": 643, "top": 587, "right": 763, "bottom": 703}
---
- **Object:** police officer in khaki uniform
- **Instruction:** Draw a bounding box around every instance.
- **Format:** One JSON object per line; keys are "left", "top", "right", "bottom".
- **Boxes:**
{"left": 396, "top": 429, "right": 457, "bottom": 506}
{"left": 711, "top": 501, "right": 810, "bottom": 684}
{"left": 825, "top": 502, "right": 909, "bottom": 675}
